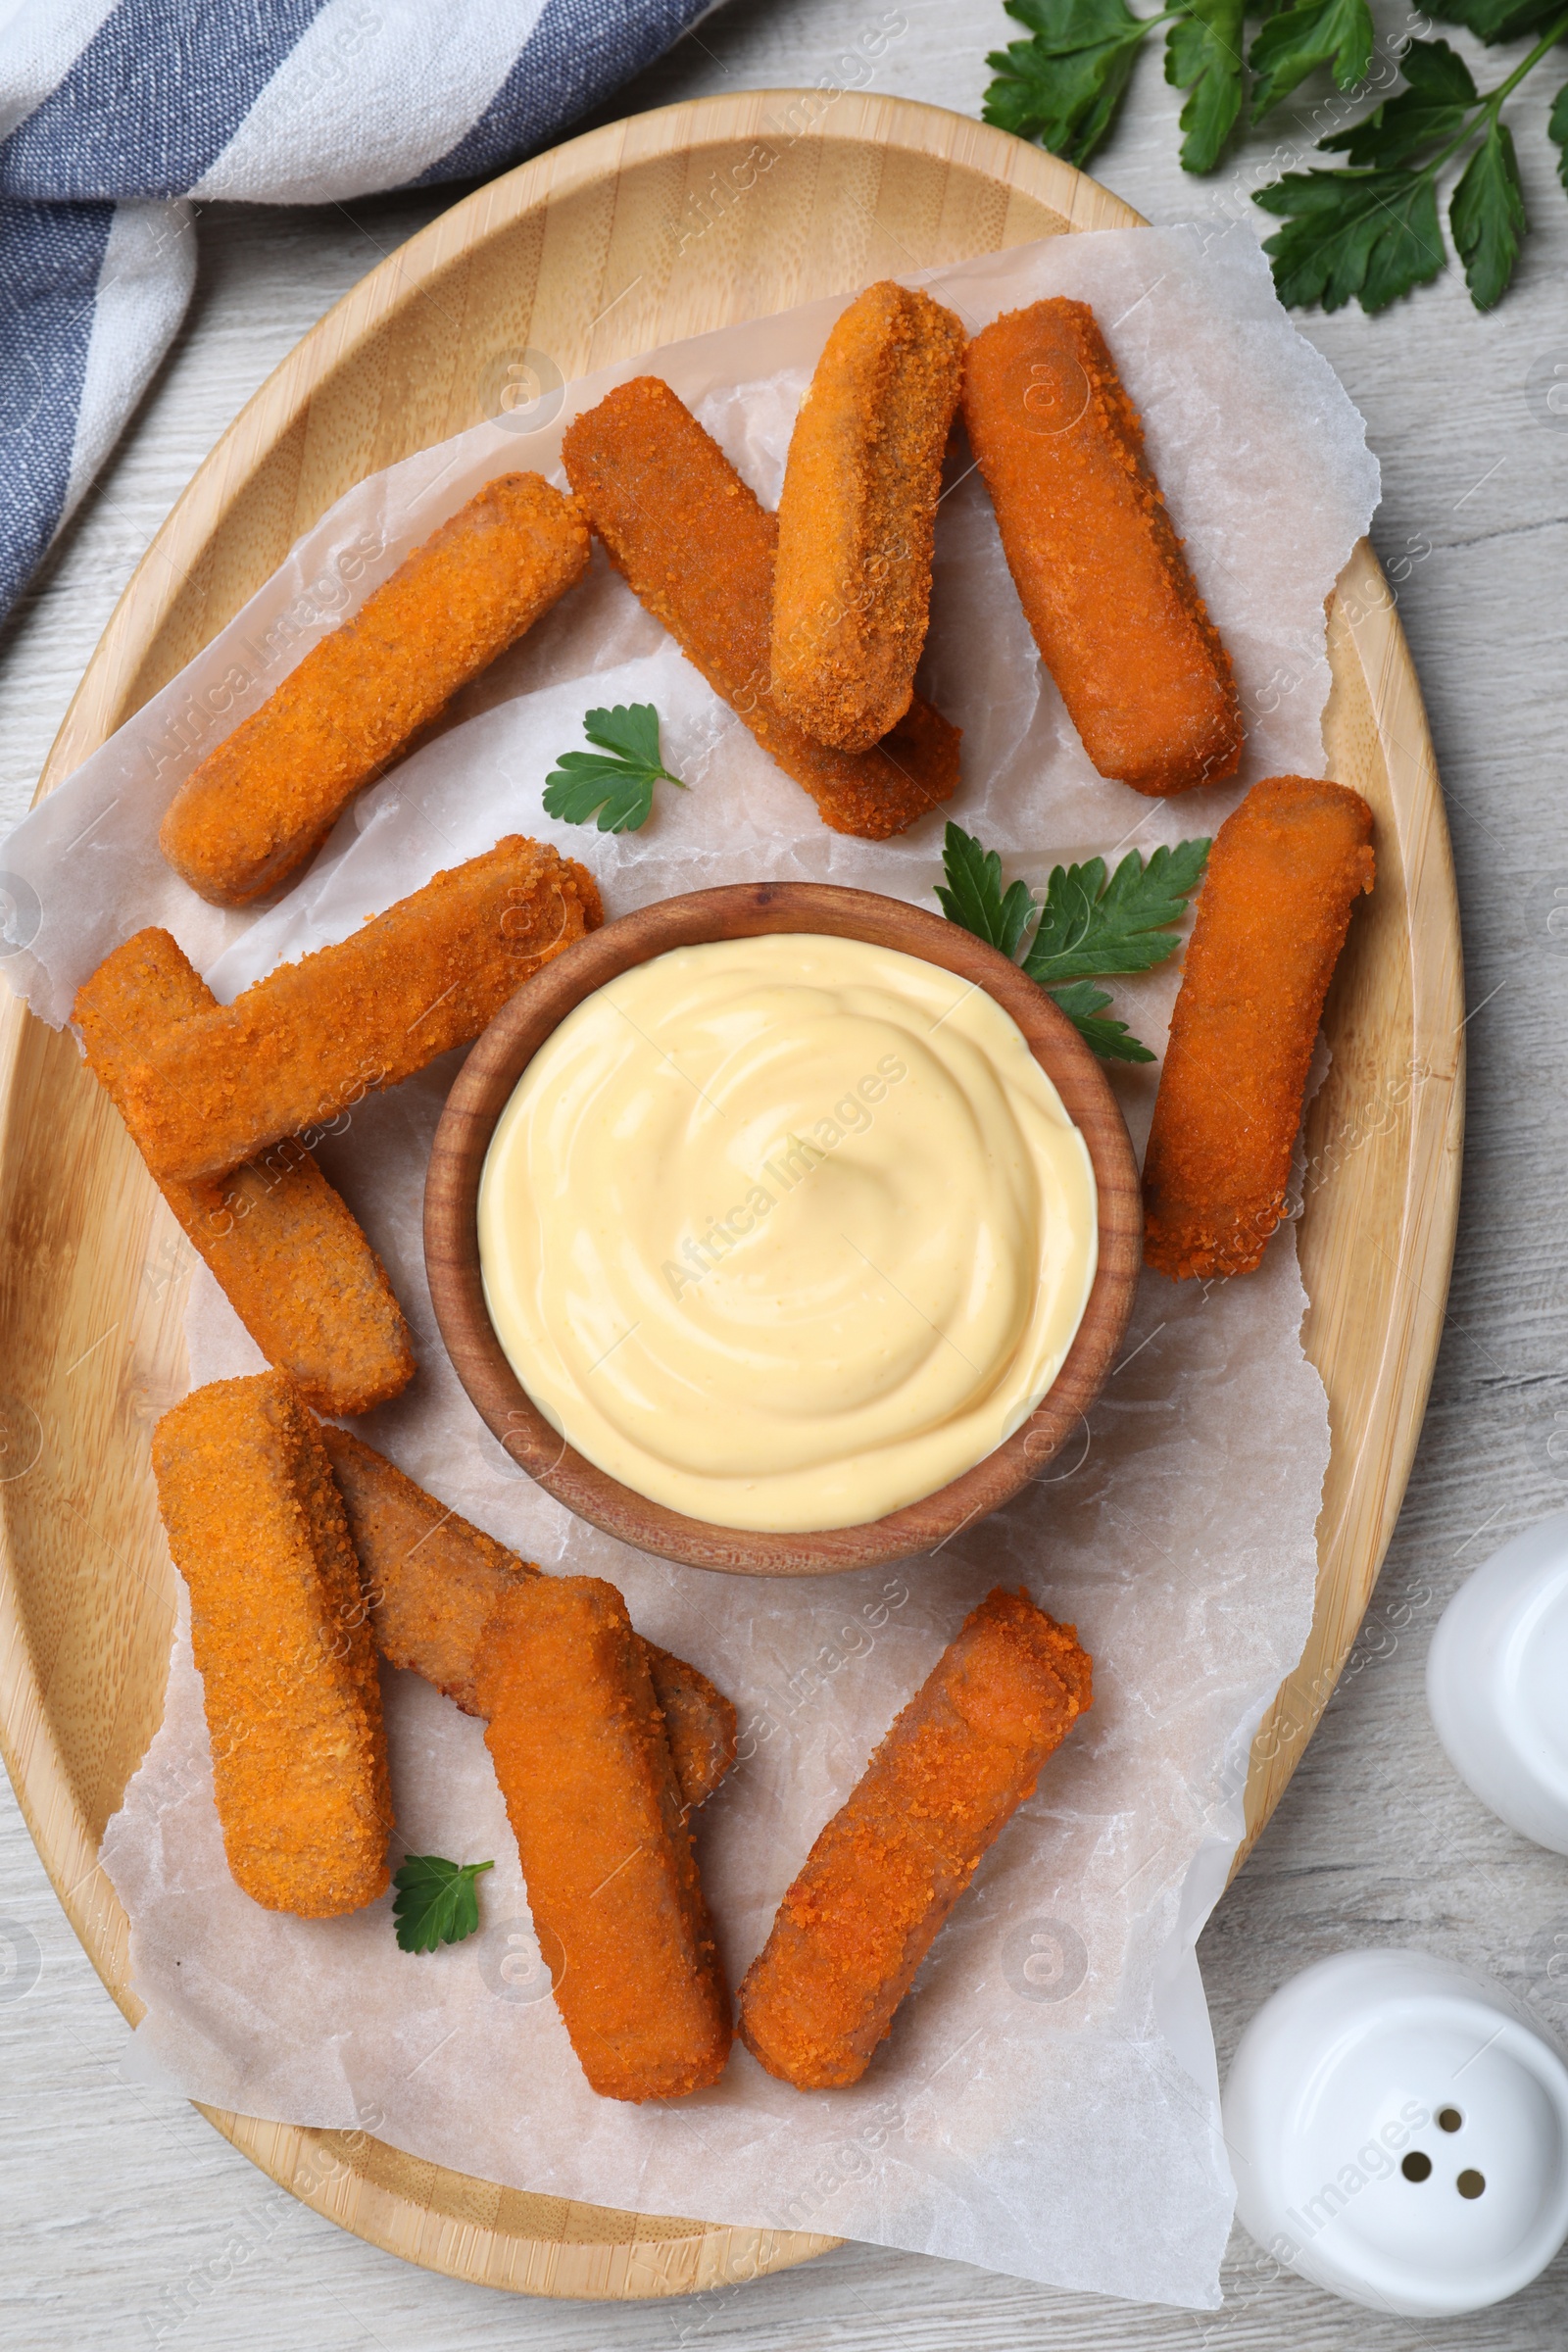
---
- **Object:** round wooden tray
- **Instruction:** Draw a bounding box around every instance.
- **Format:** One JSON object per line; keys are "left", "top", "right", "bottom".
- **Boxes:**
{"left": 0, "top": 92, "right": 1462, "bottom": 2301}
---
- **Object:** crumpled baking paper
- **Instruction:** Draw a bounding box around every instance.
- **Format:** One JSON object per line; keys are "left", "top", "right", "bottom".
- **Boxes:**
{"left": 5, "top": 223, "right": 1378, "bottom": 2305}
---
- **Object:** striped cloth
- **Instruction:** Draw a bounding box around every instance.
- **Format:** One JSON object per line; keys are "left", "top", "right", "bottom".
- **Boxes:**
{"left": 0, "top": 0, "right": 721, "bottom": 624}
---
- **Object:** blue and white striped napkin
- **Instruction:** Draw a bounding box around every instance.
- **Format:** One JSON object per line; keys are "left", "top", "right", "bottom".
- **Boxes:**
{"left": 0, "top": 0, "right": 721, "bottom": 624}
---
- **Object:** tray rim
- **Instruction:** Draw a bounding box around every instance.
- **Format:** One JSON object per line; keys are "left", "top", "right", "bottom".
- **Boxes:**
{"left": 0, "top": 86, "right": 1463, "bottom": 2302}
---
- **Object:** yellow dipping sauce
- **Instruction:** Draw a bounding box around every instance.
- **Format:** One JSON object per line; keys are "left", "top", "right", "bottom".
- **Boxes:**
{"left": 477, "top": 933, "right": 1098, "bottom": 1532}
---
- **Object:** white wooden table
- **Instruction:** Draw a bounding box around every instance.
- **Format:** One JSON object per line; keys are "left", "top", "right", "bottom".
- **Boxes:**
{"left": 3, "top": 5, "right": 1567, "bottom": 2344}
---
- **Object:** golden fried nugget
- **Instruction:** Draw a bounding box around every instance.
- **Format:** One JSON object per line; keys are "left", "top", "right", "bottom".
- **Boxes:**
{"left": 1143, "top": 775, "right": 1375, "bottom": 1281}
{"left": 160, "top": 475, "right": 590, "bottom": 906}
{"left": 476, "top": 1576, "right": 732, "bottom": 2101}
{"left": 738, "top": 1588, "right": 1091, "bottom": 2090}
{"left": 121, "top": 836, "right": 601, "bottom": 1183}
{"left": 318, "top": 1425, "right": 736, "bottom": 1809}
{"left": 646, "top": 1643, "right": 740, "bottom": 1817}
{"left": 74, "top": 929, "right": 415, "bottom": 1415}
{"left": 562, "top": 376, "right": 958, "bottom": 839}
{"left": 152, "top": 1372, "right": 393, "bottom": 1917}
{"left": 962, "top": 300, "right": 1242, "bottom": 796}
{"left": 771, "top": 282, "right": 965, "bottom": 752}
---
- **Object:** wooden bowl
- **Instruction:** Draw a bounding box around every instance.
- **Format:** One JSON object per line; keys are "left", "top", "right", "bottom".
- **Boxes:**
{"left": 425, "top": 881, "right": 1141, "bottom": 1576}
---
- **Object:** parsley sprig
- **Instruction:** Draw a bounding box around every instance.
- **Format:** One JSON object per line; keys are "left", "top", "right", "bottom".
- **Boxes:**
{"left": 983, "top": 0, "right": 1165, "bottom": 167}
{"left": 936, "top": 823, "right": 1208, "bottom": 1063}
{"left": 983, "top": 0, "right": 1568, "bottom": 314}
{"left": 1256, "top": 26, "right": 1563, "bottom": 312}
{"left": 1248, "top": 0, "right": 1375, "bottom": 118}
{"left": 392, "top": 1853, "right": 494, "bottom": 1954}
{"left": 543, "top": 703, "right": 687, "bottom": 832}
{"left": 1167, "top": 0, "right": 1250, "bottom": 172}
{"left": 982, "top": 0, "right": 1376, "bottom": 176}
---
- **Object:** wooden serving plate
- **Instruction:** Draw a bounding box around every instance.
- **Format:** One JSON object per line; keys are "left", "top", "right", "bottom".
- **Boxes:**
{"left": 0, "top": 93, "right": 1461, "bottom": 2299}
{"left": 424, "top": 882, "right": 1141, "bottom": 1574}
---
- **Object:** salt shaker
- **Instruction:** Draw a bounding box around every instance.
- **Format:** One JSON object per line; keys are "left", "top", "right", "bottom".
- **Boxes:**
{"left": 1426, "top": 1510, "right": 1568, "bottom": 1855}
{"left": 1223, "top": 1948, "right": 1568, "bottom": 2317}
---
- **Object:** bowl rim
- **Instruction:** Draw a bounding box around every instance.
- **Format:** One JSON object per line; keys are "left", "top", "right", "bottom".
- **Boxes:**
{"left": 423, "top": 879, "right": 1142, "bottom": 1576}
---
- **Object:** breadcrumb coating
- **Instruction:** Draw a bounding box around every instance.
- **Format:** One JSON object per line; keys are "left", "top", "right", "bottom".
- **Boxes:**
{"left": 1142, "top": 774, "right": 1376, "bottom": 1280}
{"left": 476, "top": 1576, "right": 733, "bottom": 2102}
{"left": 152, "top": 1372, "right": 393, "bottom": 1917}
{"left": 319, "top": 1425, "right": 736, "bottom": 1809}
{"left": 962, "top": 299, "right": 1242, "bottom": 796}
{"left": 562, "top": 375, "right": 959, "bottom": 839}
{"left": 120, "top": 835, "right": 601, "bottom": 1182}
{"left": 738, "top": 1588, "right": 1092, "bottom": 2090}
{"left": 74, "top": 928, "right": 414, "bottom": 1415}
{"left": 159, "top": 473, "right": 589, "bottom": 906}
{"left": 770, "top": 281, "right": 965, "bottom": 752}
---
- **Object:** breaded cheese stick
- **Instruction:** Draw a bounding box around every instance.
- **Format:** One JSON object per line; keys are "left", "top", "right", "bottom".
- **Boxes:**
{"left": 160, "top": 474, "right": 590, "bottom": 906}
{"left": 770, "top": 281, "right": 965, "bottom": 752}
{"left": 152, "top": 1372, "right": 393, "bottom": 1917}
{"left": 562, "top": 376, "right": 959, "bottom": 839}
{"left": 318, "top": 1426, "right": 737, "bottom": 1809}
{"left": 962, "top": 299, "right": 1242, "bottom": 796}
{"left": 738, "top": 1588, "right": 1091, "bottom": 2090}
{"left": 74, "top": 929, "right": 414, "bottom": 1416}
{"left": 475, "top": 1576, "right": 732, "bottom": 2101}
{"left": 1143, "top": 774, "right": 1375, "bottom": 1281}
{"left": 120, "top": 836, "right": 601, "bottom": 1183}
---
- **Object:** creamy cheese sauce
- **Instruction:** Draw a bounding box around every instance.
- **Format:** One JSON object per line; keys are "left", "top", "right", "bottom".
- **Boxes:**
{"left": 477, "top": 933, "right": 1098, "bottom": 1532}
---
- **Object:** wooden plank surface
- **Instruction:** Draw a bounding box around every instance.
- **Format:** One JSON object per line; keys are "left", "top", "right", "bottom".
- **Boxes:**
{"left": 1, "top": 4, "right": 1565, "bottom": 2345}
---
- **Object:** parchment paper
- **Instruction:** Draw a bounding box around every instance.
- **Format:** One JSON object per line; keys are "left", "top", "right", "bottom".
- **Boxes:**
{"left": 3, "top": 224, "right": 1378, "bottom": 2305}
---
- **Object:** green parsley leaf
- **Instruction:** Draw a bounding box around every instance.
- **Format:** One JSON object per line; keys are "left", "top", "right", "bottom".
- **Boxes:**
{"left": 392, "top": 1854, "right": 495, "bottom": 1954}
{"left": 1320, "top": 38, "right": 1477, "bottom": 167}
{"left": 543, "top": 702, "right": 687, "bottom": 833}
{"left": 1023, "top": 838, "right": 1210, "bottom": 985}
{"left": 1450, "top": 116, "right": 1528, "bottom": 307}
{"left": 935, "top": 826, "right": 1207, "bottom": 1062}
{"left": 981, "top": 0, "right": 1156, "bottom": 168}
{"left": 1424, "top": 0, "right": 1568, "bottom": 41}
{"left": 1248, "top": 0, "right": 1375, "bottom": 119}
{"left": 1046, "top": 980, "right": 1157, "bottom": 1063}
{"left": 1254, "top": 165, "right": 1446, "bottom": 312}
{"left": 935, "top": 821, "right": 1038, "bottom": 956}
{"left": 1551, "top": 76, "right": 1568, "bottom": 189}
{"left": 573, "top": 702, "right": 663, "bottom": 770}
{"left": 1165, "top": 0, "right": 1247, "bottom": 172}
